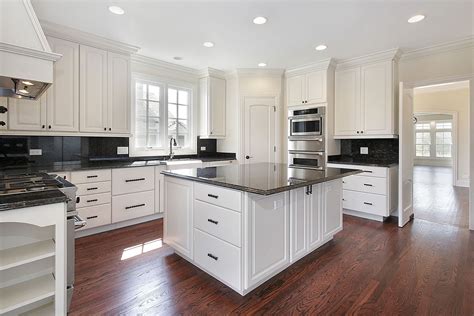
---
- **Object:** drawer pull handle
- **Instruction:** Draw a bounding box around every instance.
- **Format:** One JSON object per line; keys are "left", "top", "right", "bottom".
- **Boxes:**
{"left": 363, "top": 184, "right": 373, "bottom": 187}
{"left": 125, "top": 203, "right": 145, "bottom": 210}
{"left": 125, "top": 178, "right": 146, "bottom": 183}
{"left": 86, "top": 175, "right": 98, "bottom": 179}
{"left": 362, "top": 170, "right": 373, "bottom": 173}
{"left": 87, "top": 199, "right": 98, "bottom": 203}
{"left": 207, "top": 219, "right": 219, "bottom": 225}
{"left": 87, "top": 187, "right": 98, "bottom": 191}
{"left": 364, "top": 202, "right": 373, "bottom": 206}
{"left": 342, "top": 198, "right": 346, "bottom": 201}
{"left": 207, "top": 194, "right": 219, "bottom": 199}
{"left": 76, "top": 197, "right": 80, "bottom": 203}
{"left": 86, "top": 216, "right": 98, "bottom": 219}
{"left": 207, "top": 253, "right": 218, "bottom": 261}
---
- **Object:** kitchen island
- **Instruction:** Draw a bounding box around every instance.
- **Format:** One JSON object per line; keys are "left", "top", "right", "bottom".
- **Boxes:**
{"left": 162, "top": 163, "right": 360, "bottom": 295}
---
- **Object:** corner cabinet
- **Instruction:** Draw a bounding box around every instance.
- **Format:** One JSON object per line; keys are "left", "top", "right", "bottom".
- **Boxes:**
{"left": 287, "top": 70, "right": 327, "bottom": 106}
{"left": 199, "top": 75, "right": 226, "bottom": 138}
{"left": 334, "top": 53, "right": 399, "bottom": 138}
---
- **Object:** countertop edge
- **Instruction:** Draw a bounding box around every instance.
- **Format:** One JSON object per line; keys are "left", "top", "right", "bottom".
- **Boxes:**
{"left": 327, "top": 161, "right": 399, "bottom": 168}
{"left": 0, "top": 195, "right": 68, "bottom": 212}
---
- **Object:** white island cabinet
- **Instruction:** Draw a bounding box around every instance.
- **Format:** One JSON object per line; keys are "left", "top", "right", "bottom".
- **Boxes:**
{"left": 163, "top": 172, "right": 345, "bottom": 295}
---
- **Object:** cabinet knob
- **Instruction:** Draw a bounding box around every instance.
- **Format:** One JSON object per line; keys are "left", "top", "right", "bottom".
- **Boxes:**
{"left": 0, "top": 121, "right": 5, "bottom": 126}
{"left": 104, "top": 127, "right": 107, "bottom": 131}
{"left": 210, "top": 131, "right": 213, "bottom": 134}
{"left": 42, "top": 125, "right": 45, "bottom": 129}
{"left": 109, "top": 128, "right": 111, "bottom": 131}
{"left": 361, "top": 131, "right": 364, "bottom": 134}
{"left": 357, "top": 131, "right": 360, "bottom": 134}
{"left": 0, "top": 106, "right": 7, "bottom": 114}
{"left": 48, "top": 125, "right": 51, "bottom": 129}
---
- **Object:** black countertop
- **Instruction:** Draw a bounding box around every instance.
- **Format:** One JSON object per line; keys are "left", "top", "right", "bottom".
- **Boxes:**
{"left": 162, "top": 163, "right": 362, "bottom": 195}
{"left": 327, "top": 155, "right": 398, "bottom": 168}
{"left": 0, "top": 190, "right": 68, "bottom": 212}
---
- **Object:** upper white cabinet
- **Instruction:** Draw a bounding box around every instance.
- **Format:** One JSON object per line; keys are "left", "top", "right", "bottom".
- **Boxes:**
{"left": 107, "top": 52, "right": 130, "bottom": 134}
{"left": 286, "top": 70, "right": 327, "bottom": 106}
{"left": 199, "top": 75, "right": 226, "bottom": 138}
{"left": 8, "top": 97, "right": 47, "bottom": 131}
{"left": 334, "top": 50, "right": 400, "bottom": 138}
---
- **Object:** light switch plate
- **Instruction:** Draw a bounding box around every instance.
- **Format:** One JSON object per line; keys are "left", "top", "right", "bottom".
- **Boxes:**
{"left": 360, "top": 147, "right": 369, "bottom": 155}
{"left": 117, "top": 147, "right": 129, "bottom": 155}
{"left": 200, "top": 146, "right": 206, "bottom": 151}
{"left": 29, "top": 149, "right": 42, "bottom": 156}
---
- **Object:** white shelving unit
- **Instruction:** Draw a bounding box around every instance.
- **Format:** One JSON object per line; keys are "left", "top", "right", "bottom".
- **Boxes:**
{"left": 0, "top": 240, "right": 55, "bottom": 271}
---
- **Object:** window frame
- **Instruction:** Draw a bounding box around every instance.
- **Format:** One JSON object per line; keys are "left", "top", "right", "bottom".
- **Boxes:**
{"left": 130, "top": 73, "right": 197, "bottom": 157}
{"left": 414, "top": 119, "right": 453, "bottom": 160}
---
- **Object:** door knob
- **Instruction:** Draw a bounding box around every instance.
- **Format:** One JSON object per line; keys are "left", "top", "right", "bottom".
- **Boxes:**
{"left": 245, "top": 155, "right": 252, "bottom": 159}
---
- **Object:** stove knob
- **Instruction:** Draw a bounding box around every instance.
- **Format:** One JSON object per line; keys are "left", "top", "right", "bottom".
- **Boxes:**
{"left": 0, "top": 106, "right": 7, "bottom": 114}
{"left": 0, "top": 121, "right": 5, "bottom": 126}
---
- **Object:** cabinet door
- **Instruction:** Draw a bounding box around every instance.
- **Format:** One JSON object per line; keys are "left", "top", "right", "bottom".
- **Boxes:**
{"left": 246, "top": 192, "right": 289, "bottom": 289}
{"left": 286, "top": 75, "right": 305, "bottom": 106}
{"left": 209, "top": 76, "right": 226, "bottom": 137}
{"left": 290, "top": 187, "right": 307, "bottom": 263}
{"left": 308, "top": 184, "right": 323, "bottom": 250}
{"left": 80, "top": 45, "right": 108, "bottom": 133}
{"left": 306, "top": 70, "right": 327, "bottom": 104}
{"left": 107, "top": 52, "right": 130, "bottom": 134}
{"left": 164, "top": 177, "right": 193, "bottom": 259}
{"left": 8, "top": 97, "right": 46, "bottom": 131}
{"left": 322, "top": 179, "right": 343, "bottom": 240}
{"left": 361, "top": 61, "right": 393, "bottom": 135}
{"left": 46, "top": 37, "right": 79, "bottom": 132}
{"left": 335, "top": 67, "right": 361, "bottom": 136}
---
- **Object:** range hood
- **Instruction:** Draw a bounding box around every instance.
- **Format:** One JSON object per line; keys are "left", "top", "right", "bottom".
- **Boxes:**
{"left": 0, "top": 0, "right": 61, "bottom": 100}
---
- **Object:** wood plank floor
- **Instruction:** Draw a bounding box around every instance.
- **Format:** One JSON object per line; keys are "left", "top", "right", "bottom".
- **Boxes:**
{"left": 70, "top": 214, "right": 474, "bottom": 315}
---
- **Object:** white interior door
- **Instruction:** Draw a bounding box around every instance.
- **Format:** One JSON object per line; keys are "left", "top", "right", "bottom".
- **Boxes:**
{"left": 398, "top": 82, "right": 414, "bottom": 227}
{"left": 244, "top": 97, "right": 276, "bottom": 164}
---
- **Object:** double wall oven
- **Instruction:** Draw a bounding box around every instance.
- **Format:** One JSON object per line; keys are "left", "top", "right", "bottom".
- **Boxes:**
{"left": 288, "top": 106, "right": 326, "bottom": 176}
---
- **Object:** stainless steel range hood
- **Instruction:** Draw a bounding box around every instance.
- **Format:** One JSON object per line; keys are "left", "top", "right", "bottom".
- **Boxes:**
{"left": 0, "top": 0, "right": 61, "bottom": 100}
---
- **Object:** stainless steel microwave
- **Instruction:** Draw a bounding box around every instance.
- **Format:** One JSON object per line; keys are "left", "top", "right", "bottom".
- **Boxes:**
{"left": 288, "top": 106, "right": 324, "bottom": 138}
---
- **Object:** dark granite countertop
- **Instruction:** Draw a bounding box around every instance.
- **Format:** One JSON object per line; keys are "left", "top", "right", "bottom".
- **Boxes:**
{"left": 327, "top": 155, "right": 398, "bottom": 168}
{"left": 162, "top": 163, "right": 362, "bottom": 195}
{"left": 0, "top": 190, "right": 68, "bottom": 212}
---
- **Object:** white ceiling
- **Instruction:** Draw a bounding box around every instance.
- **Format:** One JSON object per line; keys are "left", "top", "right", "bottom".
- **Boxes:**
{"left": 31, "top": 0, "right": 473, "bottom": 71}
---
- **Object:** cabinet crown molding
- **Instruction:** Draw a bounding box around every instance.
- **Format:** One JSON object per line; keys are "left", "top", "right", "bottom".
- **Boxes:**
{"left": 227, "top": 68, "right": 285, "bottom": 78}
{"left": 40, "top": 20, "right": 140, "bottom": 55}
{"left": 400, "top": 36, "right": 474, "bottom": 61}
{"left": 335, "top": 48, "right": 401, "bottom": 70}
{"left": 198, "top": 67, "right": 226, "bottom": 79}
{"left": 0, "top": 42, "right": 61, "bottom": 62}
{"left": 131, "top": 54, "right": 200, "bottom": 76}
{"left": 285, "top": 58, "right": 336, "bottom": 77}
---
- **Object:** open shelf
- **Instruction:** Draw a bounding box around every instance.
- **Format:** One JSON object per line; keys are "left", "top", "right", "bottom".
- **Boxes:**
{"left": 0, "top": 274, "right": 55, "bottom": 314}
{"left": 0, "top": 240, "right": 55, "bottom": 271}
{"left": 21, "top": 302, "right": 54, "bottom": 316}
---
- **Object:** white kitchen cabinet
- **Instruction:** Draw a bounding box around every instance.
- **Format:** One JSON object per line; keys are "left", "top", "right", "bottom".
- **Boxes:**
{"left": 308, "top": 184, "right": 323, "bottom": 250}
{"left": 246, "top": 192, "right": 290, "bottom": 288}
{"left": 155, "top": 166, "right": 166, "bottom": 214}
{"left": 164, "top": 176, "right": 193, "bottom": 259}
{"left": 322, "top": 180, "right": 343, "bottom": 240}
{"left": 8, "top": 96, "right": 47, "bottom": 131}
{"left": 286, "top": 70, "right": 327, "bottom": 106}
{"left": 46, "top": 36, "right": 79, "bottom": 132}
{"left": 107, "top": 52, "right": 130, "bottom": 134}
{"left": 199, "top": 76, "right": 226, "bottom": 138}
{"left": 112, "top": 190, "right": 155, "bottom": 223}
{"left": 79, "top": 45, "right": 108, "bottom": 133}
{"left": 289, "top": 187, "right": 308, "bottom": 263}
{"left": 112, "top": 167, "right": 154, "bottom": 195}
{"left": 334, "top": 67, "right": 361, "bottom": 136}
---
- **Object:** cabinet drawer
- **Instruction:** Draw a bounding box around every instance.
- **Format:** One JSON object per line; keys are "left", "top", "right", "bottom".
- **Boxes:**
{"left": 343, "top": 175, "right": 387, "bottom": 195}
{"left": 194, "top": 200, "right": 241, "bottom": 247}
{"left": 343, "top": 190, "right": 388, "bottom": 216}
{"left": 194, "top": 182, "right": 241, "bottom": 212}
{"left": 71, "top": 169, "right": 111, "bottom": 184}
{"left": 76, "top": 181, "right": 111, "bottom": 196}
{"left": 327, "top": 163, "right": 387, "bottom": 178}
{"left": 76, "top": 192, "right": 111, "bottom": 209}
{"left": 194, "top": 229, "right": 241, "bottom": 290}
{"left": 112, "top": 167, "right": 154, "bottom": 195}
{"left": 77, "top": 204, "right": 112, "bottom": 230}
{"left": 112, "top": 190, "right": 155, "bottom": 223}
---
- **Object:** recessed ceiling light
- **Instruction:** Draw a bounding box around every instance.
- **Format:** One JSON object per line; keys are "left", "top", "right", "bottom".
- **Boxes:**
{"left": 408, "top": 14, "right": 425, "bottom": 23}
{"left": 18, "top": 89, "right": 29, "bottom": 94}
{"left": 173, "top": 56, "right": 183, "bottom": 61}
{"left": 253, "top": 16, "right": 267, "bottom": 25}
{"left": 315, "top": 44, "right": 327, "bottom": 51}
{"left": 203, "top": 42, "right": 214, "bottom": 48}
{"left": 258, "top": 62, "right": 267, "bottom": 67}
{"left": 108, "top": 5, "right": 125, "bottom": 15}
{"left": 21, "top": 81, "right": 34, "bottom": 86}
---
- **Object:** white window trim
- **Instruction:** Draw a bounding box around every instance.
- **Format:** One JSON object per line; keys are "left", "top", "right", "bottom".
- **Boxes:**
{"left": 414, "top": 120, "right": 453, "bottom": 161}
{"left": 130, "top": 73, "right": 198, "bottom": 157}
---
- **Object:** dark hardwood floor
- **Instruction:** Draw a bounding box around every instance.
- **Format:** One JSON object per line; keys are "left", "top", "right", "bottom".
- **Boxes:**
{"left": 413, "top": 166, "right": 469, "bottom": 228}
{"left": 71, "top": 213, "right": 474, "bottom": 315}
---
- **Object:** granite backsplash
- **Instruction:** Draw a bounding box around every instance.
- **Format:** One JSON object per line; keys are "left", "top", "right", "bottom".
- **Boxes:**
{"left": 338, "top": 138, "right": 399, "bottom": 163}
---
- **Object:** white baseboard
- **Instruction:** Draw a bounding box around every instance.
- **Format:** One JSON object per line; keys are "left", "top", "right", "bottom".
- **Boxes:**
{"left": 75, "top": 213, "right": 163, "bottom": 238}
{"left": 343, "top": 209, "right": 386, "bottom": 222}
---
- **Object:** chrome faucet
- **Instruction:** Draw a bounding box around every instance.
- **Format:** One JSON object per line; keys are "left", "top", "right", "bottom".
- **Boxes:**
{"left": 169, "top": 137, "right": 177, "bottom": 160}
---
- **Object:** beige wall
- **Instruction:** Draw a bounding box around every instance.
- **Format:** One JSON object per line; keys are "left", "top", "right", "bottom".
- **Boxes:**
{"left": 414, "top": 87, "right": 470, "bottom": 186}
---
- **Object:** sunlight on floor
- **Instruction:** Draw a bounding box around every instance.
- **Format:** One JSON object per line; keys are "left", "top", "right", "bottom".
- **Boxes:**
{"left": 121, "top": 238, "right": 163, "bottom": 260}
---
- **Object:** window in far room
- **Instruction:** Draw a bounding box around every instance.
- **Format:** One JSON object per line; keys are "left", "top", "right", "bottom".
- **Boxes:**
{"left": 414, "top": 120, "right": 452, "bottom": 159}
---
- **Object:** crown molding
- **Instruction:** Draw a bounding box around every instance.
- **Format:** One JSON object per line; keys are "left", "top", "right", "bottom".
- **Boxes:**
{"left": 227, "top": 68, "right": 285, "bottom": 78}
{"left": 336, "top": 48, "right": 401, "bottom": 70}
{"left": 131, "top": 54, "right": 200, "bottom": 76}
{"left": 23, "top": 0, "right": 53, "bottom": 53}
{"left": 198, "top": 67, "right": 226, "bottom": 79}
{"left": 40, "top": 20, "right": 140, "bottom": 55}
{"left": 0, "top": 42, "right": 61, "bottom": 61}
{"left": 285, "top": 58, "right": 336, "bottom": 77}
{"left": 400, "top": 36, "right": 474, "bottom": 61}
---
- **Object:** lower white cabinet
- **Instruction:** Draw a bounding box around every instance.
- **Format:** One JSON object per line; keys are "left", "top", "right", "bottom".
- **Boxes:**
{"left": 164, "top": 177, "right": 193, "bottom": 259}
{"left": 322, "top": 180, "right": 343, "bottom": 239}
{"left": 112, "top": 167, "right": 154, "bottom": 195}
{"left": 290, "top": 187, "right": 308, "bottom": 262}
{"left": 77, "top": 204, "right": 112, "bottom": 230}
{"left": 112, "top": 190, "right": 155, "bottom": 223}
{"left": 155, "top": 166, "right": 166, "bottom": 214}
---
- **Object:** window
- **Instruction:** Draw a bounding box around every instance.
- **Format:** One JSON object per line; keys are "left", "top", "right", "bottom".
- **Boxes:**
{"left": 132, "top": 76, "right": 194, "bottom": 155}
{"left": 414, "top": 119, "right": 453, "bottom": 159}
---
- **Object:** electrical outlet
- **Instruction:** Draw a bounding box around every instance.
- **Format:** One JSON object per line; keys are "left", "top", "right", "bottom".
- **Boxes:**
{"left": 360, "top": 147, "right": 369, "bottom": 155}
{"left": 117, "top": 147, "right": 129, "bottom": 155}
{"left": 200, "top": 146, "right": 206, "bottom": 151}
{"left": 29, "top": 149, "right": 42, "bottom": 156}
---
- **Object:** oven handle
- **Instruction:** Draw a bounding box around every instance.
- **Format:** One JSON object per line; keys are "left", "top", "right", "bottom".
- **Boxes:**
{"left": 289, "top": 164, "right": 325, "bottom": 171}
{"left": 73, "top": 214, "right": 87, "bottom": 230}
{"left": 288, "top": 114, "right": 322, "bottom": 120}
{"left": 288, "top": 151, "right": 324, "bottom": 155}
